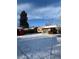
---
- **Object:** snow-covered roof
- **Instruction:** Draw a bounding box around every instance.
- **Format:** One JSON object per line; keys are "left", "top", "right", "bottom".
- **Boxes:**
{"left": 40, "top": 25, "right": 57, "bottom": 28}
{"left": 17, "top": 27, "right": 23, "bottom": 29}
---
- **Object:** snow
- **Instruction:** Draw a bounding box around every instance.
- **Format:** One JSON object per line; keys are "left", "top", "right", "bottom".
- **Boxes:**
{"left": 40, "top": 25, "right": 57, "bottom": 28}
{"left": 17, "top": 33, "right": 61, "bottom": 59}
{"left": 17, "top": 33, "right": 60, "bottom": 40}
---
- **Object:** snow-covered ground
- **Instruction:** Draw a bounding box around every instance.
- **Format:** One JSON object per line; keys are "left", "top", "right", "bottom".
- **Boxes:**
{"left": 17, "top": 33, "right": 61, "bottom": 59}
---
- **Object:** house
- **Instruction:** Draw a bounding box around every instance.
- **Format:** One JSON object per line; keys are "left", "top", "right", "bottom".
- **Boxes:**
{"left": 17, "top": 27, "right": 38, "bottom": 36}
{"left": 37, "top": 25, "right": 60, "bottom": 34}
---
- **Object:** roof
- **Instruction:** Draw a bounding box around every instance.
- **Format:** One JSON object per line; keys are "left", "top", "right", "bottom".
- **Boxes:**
{"left": 40, "top": 25, "right": 57, "bottom": 28}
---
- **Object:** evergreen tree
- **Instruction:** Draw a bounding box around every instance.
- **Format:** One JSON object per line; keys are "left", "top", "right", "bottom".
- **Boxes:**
{"left": 20, "top": 11, "right": 29, "bottom": 28}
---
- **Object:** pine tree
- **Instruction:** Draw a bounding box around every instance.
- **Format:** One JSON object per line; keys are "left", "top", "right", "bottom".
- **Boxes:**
{"left": 20, "top": 11, "right": 29, "bottom": 28}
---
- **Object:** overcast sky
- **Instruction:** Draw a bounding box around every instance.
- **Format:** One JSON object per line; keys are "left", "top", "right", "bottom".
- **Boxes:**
{"left": 17, "top": 0, "right": 61, "bottom": 27}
